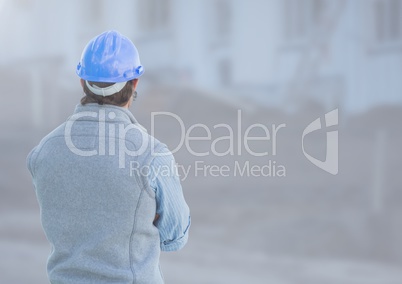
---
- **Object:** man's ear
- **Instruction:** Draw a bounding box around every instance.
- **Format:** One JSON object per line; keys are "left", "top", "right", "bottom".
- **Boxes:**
{"left": 132, "top": 79, "right": 139, "bottom": 90}
{"left": 80, "top": 79, "right": 85, "bottom": 88}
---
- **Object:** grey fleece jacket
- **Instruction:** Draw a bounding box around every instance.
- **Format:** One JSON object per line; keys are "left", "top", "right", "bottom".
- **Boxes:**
{"left": 27, "top": 103, "right": 190, "bottom": 283}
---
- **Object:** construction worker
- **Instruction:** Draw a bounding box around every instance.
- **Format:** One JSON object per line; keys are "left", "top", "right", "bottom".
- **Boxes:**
{"left": 27, "top": 30, "right": 190, "bottom": 283}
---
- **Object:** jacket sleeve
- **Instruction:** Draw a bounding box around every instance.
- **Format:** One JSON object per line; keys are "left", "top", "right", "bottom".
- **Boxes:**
{"left": 149, "top": 146, "right": 191, "bottom": 252}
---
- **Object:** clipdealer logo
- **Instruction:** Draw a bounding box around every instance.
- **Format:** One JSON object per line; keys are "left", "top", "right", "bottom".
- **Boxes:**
{"left": 64, "top": 108, "right": 339, "bottom": 179}
{"left": 302, "top": 109, "right": 339, "bottom": 175}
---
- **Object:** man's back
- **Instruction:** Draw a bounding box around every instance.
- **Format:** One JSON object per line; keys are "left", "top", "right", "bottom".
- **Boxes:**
{"left": 28, "top": 104, "right": 165, "bottom": 283}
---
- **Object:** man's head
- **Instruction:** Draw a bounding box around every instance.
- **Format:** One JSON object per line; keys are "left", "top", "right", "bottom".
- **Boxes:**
{"left": 76, "top": 30, "right": 144, "bottom": 107}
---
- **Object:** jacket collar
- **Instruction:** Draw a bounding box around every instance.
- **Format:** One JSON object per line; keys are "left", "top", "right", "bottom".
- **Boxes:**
{"left": 71, "top": 103, "right": 148, "bottom": 133}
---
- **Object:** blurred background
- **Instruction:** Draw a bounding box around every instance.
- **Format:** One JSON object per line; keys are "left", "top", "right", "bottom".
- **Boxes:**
{"left": 1, "top": 0, "right": 402, "bottom": 283}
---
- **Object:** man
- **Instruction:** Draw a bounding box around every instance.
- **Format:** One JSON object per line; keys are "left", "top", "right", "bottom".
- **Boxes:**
{"left": 27, "top": 30, "right": 190, "bottom": 283}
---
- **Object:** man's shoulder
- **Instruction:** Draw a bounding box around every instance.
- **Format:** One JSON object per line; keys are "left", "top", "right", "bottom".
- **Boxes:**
{"left": 121, "top": 125, "right": 168, "bottom": 153}
{"left": 26, "top": 122, "right": 67, "bottom": 174}
{"left": 39, "top": 123, "right": 68, "bottom": 146}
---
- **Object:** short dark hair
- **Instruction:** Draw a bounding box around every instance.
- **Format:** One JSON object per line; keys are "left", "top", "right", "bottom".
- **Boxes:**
{"left": 81, "top": 80, "right": 136, "bottom": 106}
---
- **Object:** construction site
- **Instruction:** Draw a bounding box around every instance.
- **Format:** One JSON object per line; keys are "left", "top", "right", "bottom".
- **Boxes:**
{"left": 1, "top": 0, "right": 402, "bottom": 283}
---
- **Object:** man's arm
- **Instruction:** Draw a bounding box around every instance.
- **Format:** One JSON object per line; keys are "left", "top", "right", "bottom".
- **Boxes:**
{"left": 149, "top": 147, "right": 191, "bottom": 252}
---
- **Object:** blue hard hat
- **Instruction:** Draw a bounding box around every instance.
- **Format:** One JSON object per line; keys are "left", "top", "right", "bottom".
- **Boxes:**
{"left": 76, "top": 30, "right": 144, "bottom": 83}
